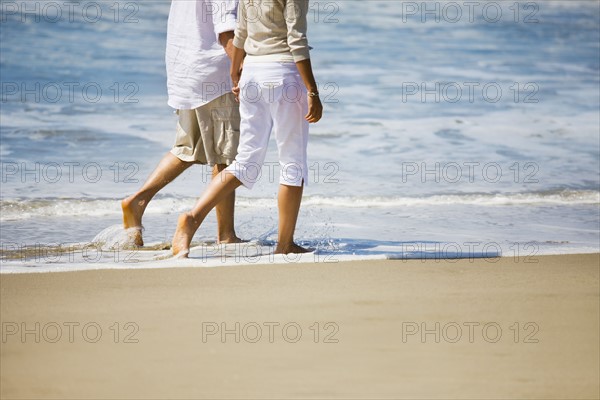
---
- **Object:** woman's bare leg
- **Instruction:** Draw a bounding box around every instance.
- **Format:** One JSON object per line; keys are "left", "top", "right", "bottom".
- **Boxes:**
{"left": 172, "top": 171, "right": 242, "bottom": 257}
{"left": 275, "top": 183, "right": 309, "bottom": 254}
{"left": 212, "top": 164, "right": 243, "bottom": 244}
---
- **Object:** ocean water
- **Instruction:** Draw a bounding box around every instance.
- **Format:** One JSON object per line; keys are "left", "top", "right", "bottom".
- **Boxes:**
{"left": 1, "top": 0, "right": 599, "bottom": 272}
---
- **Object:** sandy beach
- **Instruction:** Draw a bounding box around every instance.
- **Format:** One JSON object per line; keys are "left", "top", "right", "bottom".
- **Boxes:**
{"left": 1, "top": 253, "right": 598, "bottom": 399}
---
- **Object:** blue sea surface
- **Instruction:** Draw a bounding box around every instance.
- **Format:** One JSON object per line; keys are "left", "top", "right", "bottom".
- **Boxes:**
{"left": 1, "top": 1, "right": 599, "bottom": 271}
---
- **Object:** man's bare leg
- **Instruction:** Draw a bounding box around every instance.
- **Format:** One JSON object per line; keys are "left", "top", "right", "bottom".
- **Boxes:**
{"left": 122, "top": 152, "right": 193, "bottom": 246}
{"left": 212, "top": 164, "right": 243, "bottom": 244}
{"left": 172, "top": 171, "right": 242, "bottom": 257}
{"left": 275, "top": 183, "right": 309, "bottom": 254}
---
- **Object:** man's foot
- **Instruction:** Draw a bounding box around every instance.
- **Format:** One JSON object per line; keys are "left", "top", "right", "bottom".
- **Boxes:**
{"left": 124, "top": 227, "right": 144, "bottom": 249}
{"left": 274, "top": 242, "right": 311, "bottom": 255}
{"left": 218, "top": 235, "right": 247, "bottom": 245}
{"left": 172, "top": 213, "right": 196, "bottom": 258}
{"left": 121, "top": 195, "right": 145, "bottom": 246}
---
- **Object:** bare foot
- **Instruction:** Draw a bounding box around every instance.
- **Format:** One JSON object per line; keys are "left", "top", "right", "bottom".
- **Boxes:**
{"left": 124, "top": 227, "right": 144, "bottom": 249}
{"left": 172, "top": 213, "right": 197, "bottom": 258}
{"left": 121, "top": 195, "right": 146, "bottom": 246}
{"left": 274, "top": 242, "right": 311, "bottom": 255}
{"left": 218, "top": 235, "right": 247, "bottom": 245}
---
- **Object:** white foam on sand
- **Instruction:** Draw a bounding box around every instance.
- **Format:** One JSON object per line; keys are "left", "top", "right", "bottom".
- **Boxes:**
{"left": 0, "top": 241, "right": 387, "bottom": 274}
{"left": 2, "top": 237, "right": 598, "bottom": 274}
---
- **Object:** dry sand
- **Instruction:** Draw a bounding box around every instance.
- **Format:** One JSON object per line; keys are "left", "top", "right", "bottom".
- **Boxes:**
{"left": 1, "top": 254, "right": 599, "bottom": 399}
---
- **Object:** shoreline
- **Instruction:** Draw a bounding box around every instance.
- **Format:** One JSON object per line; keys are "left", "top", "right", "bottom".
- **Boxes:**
{"left": 1, "top": 239, "right": 598, "bottom": 274}
{"left": 2, "top": 250, "right": 600, "bottom": 274}
{"left": 1, "top": 253, "right": 598, "bottom": 398}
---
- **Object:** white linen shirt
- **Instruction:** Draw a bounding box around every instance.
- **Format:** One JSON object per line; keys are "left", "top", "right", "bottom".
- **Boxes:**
{"left": 166, "top": 0, "right": 238, "bottom": 110}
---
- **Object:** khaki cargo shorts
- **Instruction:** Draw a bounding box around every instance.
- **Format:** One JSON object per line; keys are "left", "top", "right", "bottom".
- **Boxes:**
{"left": 171, "top": 93, "right": 240, "bottom": 166}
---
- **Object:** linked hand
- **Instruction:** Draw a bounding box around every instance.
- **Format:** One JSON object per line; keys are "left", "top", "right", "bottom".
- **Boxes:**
{"left": 230, "top": 68, "right": 242, "bottom": 103}
{"left": 232, "top": 81, "right": 240, "bottom": 102}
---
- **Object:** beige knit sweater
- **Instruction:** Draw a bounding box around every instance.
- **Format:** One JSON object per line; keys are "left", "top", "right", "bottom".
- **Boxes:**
{"left": 233, "top": 0, "right": 310, "bottom": 62}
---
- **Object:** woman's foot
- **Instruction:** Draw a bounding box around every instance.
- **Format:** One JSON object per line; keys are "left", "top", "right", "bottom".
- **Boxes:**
{"left": 172, "top": 213, "right": 197, "bottom": 258}
{"left": 274, "top": 242, "right": 311, "bottom": 255}
{"left": 121, "top": 195, "right": 146, "bottom": 246}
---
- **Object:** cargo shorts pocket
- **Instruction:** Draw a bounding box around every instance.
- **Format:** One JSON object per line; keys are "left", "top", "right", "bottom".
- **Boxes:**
{"left": 211, "top": 106, "right": 240, "bottom": 161}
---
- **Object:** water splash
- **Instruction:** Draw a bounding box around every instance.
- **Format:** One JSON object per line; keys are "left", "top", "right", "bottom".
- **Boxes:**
{"left": 91, "top": 225, "right": 142, "bottom": 250}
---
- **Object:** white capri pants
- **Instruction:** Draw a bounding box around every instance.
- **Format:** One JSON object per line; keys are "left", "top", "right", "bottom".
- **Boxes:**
{"left": 226, "top": 62, "right": 309, "bottom": 189}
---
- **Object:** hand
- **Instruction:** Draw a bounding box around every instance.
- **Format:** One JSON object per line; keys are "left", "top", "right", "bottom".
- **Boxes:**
{"left": 305, "top": 95, "right": 322, "bottom": 123}
{"left": 231, "top": 81, "right": 240, "bottom": 102}
{"left": 230, "top": 69, "right": 242, "bottom": 102}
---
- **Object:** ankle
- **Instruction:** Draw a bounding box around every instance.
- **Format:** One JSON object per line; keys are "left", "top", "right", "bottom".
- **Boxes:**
{"left": 218, "top": 231, "right": 237, "bottom": 242}
{"left": 184, "top": 212, "right": 203, "bottom": 230}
